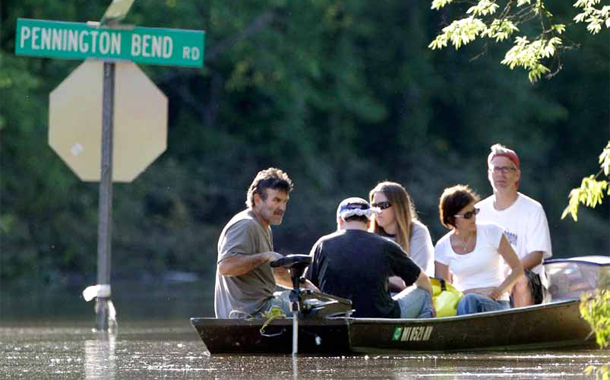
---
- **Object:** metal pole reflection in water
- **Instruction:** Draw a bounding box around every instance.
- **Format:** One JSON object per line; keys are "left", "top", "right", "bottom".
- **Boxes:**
{"left": 292, "top": 315, "right": 298, "bottom": 355}
{"left": 84, "top": 334, "right": 116, "bottom": 380}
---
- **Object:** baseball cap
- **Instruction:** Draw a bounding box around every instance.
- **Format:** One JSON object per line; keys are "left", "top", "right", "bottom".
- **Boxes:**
{"left": 336, "top": 197, "right": 380, "bottom": 221}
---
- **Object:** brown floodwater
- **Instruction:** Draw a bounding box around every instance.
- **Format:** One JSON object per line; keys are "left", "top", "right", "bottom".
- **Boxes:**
{"left": 1, "top": 322, "right": 609, "bottom": 380}
{"left": 1, "top": 283, "right": 608, "bottom": 379}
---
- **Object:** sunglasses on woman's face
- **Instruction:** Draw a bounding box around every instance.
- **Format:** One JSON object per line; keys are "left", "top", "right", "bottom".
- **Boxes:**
{"left": 454, "top": 208, "right": 480, "bottom": 219}
{"left": 372, "top": 201, "right": 392, "bottom": 210}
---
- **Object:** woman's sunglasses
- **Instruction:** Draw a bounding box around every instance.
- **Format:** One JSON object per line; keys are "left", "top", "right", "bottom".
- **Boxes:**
{"left": 454, "top": 208, "right": 480, "bottom": 219}
{"left": 371, "top": 201, "right": 392, "bottom": 210}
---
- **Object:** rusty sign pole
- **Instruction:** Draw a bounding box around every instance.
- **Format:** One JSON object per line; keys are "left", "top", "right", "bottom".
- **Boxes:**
{"left": 96, "top": 62, "right": 116, "bottom": 331}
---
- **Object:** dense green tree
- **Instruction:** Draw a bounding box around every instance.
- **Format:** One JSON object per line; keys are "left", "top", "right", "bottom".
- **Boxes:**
{"left": 1, "top": 0, "right": 607, "bottom": 289}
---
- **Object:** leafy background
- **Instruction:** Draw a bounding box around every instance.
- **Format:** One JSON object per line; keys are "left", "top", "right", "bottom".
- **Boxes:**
{"left": 1, "top": 1, "right": 608, "bottom": 293}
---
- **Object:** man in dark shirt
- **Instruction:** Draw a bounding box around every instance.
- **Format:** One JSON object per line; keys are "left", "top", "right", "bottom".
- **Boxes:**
{"left": 304, "top": 197, "right": 434, "bottom": 318}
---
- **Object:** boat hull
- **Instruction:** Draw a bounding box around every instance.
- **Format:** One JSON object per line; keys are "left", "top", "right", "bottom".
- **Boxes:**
{"left": 190, "top": 317, "right": 351, "bottom": 354}
{"left": 349, "top": 300, "right": 593, "bottom": 353}
{"left": 191, "top": 300, "right": 594, "bottom": 355}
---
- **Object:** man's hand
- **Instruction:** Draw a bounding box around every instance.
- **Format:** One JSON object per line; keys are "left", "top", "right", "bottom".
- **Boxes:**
{"left": 414, "top": 271, "right": 433, "bottom": 296}
{"left": 489, "top": 287, "right": 505, "bottom": 301}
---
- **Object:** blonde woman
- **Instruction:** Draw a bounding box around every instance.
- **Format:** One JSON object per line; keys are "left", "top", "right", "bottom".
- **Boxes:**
{"left": 434, "top": 184, "right": 524, "bottom": 315}
{"left": 369, "top": 182, "right": 435, "bottom": 292}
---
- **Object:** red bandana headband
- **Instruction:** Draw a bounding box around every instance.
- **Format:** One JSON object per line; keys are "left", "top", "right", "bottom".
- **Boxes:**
{"left": 487, "top": 150, "right": 520, "bottom": 170}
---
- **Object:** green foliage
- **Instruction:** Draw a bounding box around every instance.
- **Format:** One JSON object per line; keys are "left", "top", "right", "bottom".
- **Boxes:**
{"left": 581, "top": 289, "right": 610, "bottom": 379}
{"left": 428, "top": 17, "right": 488, "bottom": 50}
{"left": 429, "top": 0, "right": 610, "bottom": 82}
{"left": 574, "top": 0, "right": 610, "bottom": 34}
{"left": 501, "top": 36, "right": 563, "bottom": 82}
{"left": 568, "top": 145, "right": 610, "bottom": 378}
{"left": 562, "top": 141, "right": 610, "bottom": 221}
{"left": 584, "top": 364, "right": 610, "bottom": 380}
{"left": 0, "top": 0, "right": 608, "bottom": 293}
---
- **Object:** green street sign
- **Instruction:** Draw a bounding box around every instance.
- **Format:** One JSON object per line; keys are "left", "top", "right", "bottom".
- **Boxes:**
{"left": 15, "top": 18, "right": 205, "bottom": 67}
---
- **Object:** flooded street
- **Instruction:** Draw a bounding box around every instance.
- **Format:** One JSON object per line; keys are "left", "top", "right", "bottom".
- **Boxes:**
{"left": 1, "top": 284, "right": 608, "bottom": 379}
{"left": 2, "top": 322, "right": 608, "bottom": 379}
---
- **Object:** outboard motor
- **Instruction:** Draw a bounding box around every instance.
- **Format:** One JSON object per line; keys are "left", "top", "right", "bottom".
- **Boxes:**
{"left": 270, "top": 254, "right": 312, "bottom": 314}
{"left": 271, "top": 255, "right": 353, "bottom": 355}
{"left": 270, "top": 255, "right": 353, "bottom": 319}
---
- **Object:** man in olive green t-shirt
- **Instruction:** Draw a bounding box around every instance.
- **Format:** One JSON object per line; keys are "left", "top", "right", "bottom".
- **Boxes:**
{"left": 214, "top": 168, "right": 318, "bottom": 318}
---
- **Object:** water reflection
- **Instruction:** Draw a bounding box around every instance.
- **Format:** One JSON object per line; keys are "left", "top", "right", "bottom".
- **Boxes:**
{"left": 0, "top": 323, "right": 608, "bottom": 380}
{"left": 197, "top": 352, "right": 610, "bottom": 380}
{"left": 1, "top": 287, "right": 608, "bottom": 380}
{"left": 84, "top": 334, "right": 116, "bottom": 380}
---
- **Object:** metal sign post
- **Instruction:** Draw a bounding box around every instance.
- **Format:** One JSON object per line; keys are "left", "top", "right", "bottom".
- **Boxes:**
{"left": 96, "top": 62, "right": 115, "bottom": 331}
{"left": 14, "top": 1, "right": 205, "bottom": 331}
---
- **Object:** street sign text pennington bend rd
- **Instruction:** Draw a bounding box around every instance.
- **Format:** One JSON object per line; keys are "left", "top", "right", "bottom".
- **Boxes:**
{"left": 16, "top": 18, "right": 205, "bottom": 67}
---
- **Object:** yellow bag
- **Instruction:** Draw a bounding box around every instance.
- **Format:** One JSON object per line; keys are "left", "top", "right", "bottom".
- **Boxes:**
{"left": 431, "top": 277, "right": 464, "bottom": 317}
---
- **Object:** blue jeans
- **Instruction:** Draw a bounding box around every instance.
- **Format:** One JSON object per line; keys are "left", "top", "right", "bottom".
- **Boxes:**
{"left": 393, "top": 287, "right": 434, "bottom": 318}
{"left": 457, "top": 293, "right": 510, "bottom": 315}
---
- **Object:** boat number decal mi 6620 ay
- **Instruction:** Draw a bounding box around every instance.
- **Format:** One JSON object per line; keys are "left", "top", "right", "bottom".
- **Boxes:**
{"left": 392, "top": 326, "right": 433, "bottom": 342}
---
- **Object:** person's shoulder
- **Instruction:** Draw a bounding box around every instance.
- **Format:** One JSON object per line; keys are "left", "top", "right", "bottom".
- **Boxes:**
{"left": 476, "top": 195, "right": 494, "bottom": 209}
{"left": 435, "top": 230, "right": 452, "bottom": 246}
{"left": 411, "top": 220, "right": 432, "bottom": 238}
{"left": 225, "top": 210, "right": 260, "bottom": 230}
{"left": 516, "top": 193, "right": 544, "bottom": 209}
{"left": 348, "top": 229, "right": 391, "bottom": 244}
{"left": 361, "top": 230, "right": 403, "bottom": 250}
{"left": 381, "top": 234, "right": 404, "bottom": 249}
{"left": 229, "top": 210, "right": 253, "bottom": 223}
{"left": 314, "top": 229, "right": 345, "bottom": 245}
{"left": 412, "top": 220, "right": 429, "bottom": 232}
{"left": 433, "top": 231, "right": 453, "bottom": 259}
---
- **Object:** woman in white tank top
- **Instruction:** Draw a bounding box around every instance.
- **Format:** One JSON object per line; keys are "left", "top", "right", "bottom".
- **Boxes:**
{"left": 434, "top": 184, "right": 524, "bottom": 315}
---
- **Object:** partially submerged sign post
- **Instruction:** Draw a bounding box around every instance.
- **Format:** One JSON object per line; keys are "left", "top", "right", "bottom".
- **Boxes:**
{"left": 15, "top": 0, "right": 205, "bottom": 331}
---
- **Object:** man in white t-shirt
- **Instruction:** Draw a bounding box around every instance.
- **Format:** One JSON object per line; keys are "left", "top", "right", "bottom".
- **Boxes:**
{"left": 477, "top": 144, "right": 553, "bottom": 307}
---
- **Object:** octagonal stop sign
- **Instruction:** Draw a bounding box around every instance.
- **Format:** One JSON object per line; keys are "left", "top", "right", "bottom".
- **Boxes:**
{"left": 49, "top": 61, "right": 167, "bottom": 182}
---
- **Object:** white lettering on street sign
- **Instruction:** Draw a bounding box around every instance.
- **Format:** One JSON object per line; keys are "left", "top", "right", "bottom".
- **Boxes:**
{"left": 16, "top": 18, "right": 204, "bottom": 67}
{"left": 131, "top": 34, "right": 173, "bottom": 58}
{"left": 20, "top": 25, "right": 122, "bottom": 55}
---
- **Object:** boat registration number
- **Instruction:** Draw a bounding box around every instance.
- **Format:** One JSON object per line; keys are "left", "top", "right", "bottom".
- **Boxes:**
{"left": 392, "top": 326, "right": 433, "bottom": 342}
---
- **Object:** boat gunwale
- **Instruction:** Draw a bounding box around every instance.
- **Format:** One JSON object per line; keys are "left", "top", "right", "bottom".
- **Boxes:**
{"left": 544, "top": 256, "right": 610, "bottom": 266}
{"left": 191, "top": 299, "right": 582, "bottom": 326}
